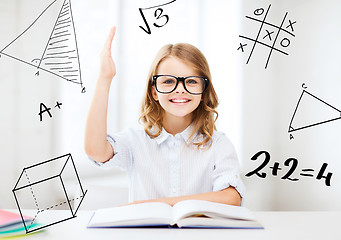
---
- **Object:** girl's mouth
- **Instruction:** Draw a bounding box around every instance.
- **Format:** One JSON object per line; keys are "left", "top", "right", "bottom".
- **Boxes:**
{"left": 170, "top": 98, "right": 191, "bottom": 103}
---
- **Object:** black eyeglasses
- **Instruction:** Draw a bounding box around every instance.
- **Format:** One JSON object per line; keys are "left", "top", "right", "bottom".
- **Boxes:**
{"left": 152, "top": 75, "right": 208, "bottom": 95}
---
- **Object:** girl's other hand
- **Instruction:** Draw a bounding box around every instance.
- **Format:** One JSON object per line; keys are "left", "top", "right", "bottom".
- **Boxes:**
{"left": 99, "top": 26, "right": 116, "bottom": 82}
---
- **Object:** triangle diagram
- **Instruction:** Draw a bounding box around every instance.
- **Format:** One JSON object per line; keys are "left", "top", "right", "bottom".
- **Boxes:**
{"left": 0, "top": 0, "right": 63, "bottom": 67}
{"left": 288, "top": 90, "right": 341, "bottom": 133}
{"left": 39, "top": 0, "right": 82, "bottom": 85}
{"left": 0, "top": 0, "right": 83, "bottom": 90}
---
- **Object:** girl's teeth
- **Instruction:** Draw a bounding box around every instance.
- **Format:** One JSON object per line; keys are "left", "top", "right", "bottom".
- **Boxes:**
{"left": 172, "top": 99, "right": 188, "bottom": 103}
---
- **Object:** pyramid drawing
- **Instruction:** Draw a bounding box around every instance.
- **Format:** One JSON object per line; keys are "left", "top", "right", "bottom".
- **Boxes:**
{"left": 0, "top": 0, "right": 84, "bottom": 91}
{"left": 288, "top": 90, "right": 341, "bottom": 133}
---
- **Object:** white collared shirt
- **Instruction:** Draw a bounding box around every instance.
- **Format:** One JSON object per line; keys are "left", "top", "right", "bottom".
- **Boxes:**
{"left": 94, "top": 126, "right": 245, "bottom": 202}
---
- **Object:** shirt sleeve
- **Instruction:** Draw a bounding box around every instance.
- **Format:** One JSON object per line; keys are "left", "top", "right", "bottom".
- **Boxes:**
{"left": 90, "top": 129, "right": 133, "bottom": 171}
{"left": 212, "top": 133, "right": 246, "bottom": 198}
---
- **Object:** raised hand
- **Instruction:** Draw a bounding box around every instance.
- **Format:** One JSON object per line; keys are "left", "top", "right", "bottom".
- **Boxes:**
{"left": 99, "top": 26, "right": 116, "bottom": 82}
{"left": 84, "top": 26, "right": 117, "bottom": 163}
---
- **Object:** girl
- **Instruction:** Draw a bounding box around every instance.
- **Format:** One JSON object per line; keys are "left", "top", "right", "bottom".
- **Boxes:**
{"left": 85, "top": 26, "right": 244, "bottom": 206}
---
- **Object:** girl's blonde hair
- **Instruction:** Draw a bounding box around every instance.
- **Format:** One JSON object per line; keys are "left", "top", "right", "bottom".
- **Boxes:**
{"left": 139, "top": 43, "right": 219, "bottom": 148}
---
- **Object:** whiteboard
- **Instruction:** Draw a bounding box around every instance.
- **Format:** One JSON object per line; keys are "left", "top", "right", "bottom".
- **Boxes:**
{"left": 0, "top": 0, "right": 340, "bottom": 211}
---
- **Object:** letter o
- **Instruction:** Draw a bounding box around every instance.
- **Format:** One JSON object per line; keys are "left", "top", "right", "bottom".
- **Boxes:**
{"left": 254, "top": 8, "right": 264, "bottom": 16}
{"left": 280, "top": 38, "right": 290, "bottom": 47}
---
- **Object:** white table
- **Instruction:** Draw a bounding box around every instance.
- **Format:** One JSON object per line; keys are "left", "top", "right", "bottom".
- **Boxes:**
{"left": 8, "top": 210, "right": 341, "bottom": 240}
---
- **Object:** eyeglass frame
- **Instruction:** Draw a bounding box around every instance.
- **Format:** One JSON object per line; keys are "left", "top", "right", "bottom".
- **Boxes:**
{"left": 152, "top": 75, "right": 209, "bottom": 95}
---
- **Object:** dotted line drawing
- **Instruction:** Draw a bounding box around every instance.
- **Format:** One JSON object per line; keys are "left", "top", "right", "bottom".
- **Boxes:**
{"left": 12, "top": 153, "right": 88, "bottom": 234}
{"left": 24, "top": 170, "right": 40, "bottom": 212}
{"left": 27, "top": 195, "right": 85, "bottom": 230}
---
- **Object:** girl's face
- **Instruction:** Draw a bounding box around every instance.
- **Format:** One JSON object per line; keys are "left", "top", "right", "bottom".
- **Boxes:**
{"left": 152, "top": 56, "right": 202, "bottom": 123}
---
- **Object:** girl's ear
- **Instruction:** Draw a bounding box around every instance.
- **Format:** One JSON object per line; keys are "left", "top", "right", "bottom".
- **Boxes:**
{"left": 151, "top": 86, "right": 159, "bottom": 101}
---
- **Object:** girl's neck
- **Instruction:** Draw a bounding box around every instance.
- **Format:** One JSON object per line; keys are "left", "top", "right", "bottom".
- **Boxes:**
{"left": 162, "top": 113, "right": 192, "bottom": 136}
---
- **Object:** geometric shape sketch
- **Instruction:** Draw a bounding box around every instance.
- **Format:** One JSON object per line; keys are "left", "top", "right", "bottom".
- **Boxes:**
{"left": 12, "top": 153, "right": 87, "bottom": 234}
{"left": 238, "top": 4, "right": 296, "bottom": 69}
{"left": 0, "top": 0, "right": 84, "bottom": 92}
{"left": 288, "top": 90, "right": 341, "bottom": 133}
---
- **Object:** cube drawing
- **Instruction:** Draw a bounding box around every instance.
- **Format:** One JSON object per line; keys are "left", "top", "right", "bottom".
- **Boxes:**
{"left": 12, "top": 153, "right": 87, "bottom": 233}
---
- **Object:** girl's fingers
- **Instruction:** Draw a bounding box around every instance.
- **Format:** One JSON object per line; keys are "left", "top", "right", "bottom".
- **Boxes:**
{"left": 104, "top": 26, "right": 116, "bottom": 53}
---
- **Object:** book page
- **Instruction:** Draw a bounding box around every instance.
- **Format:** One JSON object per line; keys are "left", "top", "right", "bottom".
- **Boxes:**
{"left": 177, "top": 217, "right": 263, "bottom": 229}
{"left": 88, "top": 202, "right": 173, "bottom": 227}
{"left": 172, "top": 200, "right": 256, "bottom": 222}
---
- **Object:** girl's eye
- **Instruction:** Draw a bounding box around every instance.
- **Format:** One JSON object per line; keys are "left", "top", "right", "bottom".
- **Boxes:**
{"left": 163, "top": 79, "right": 175, "bottom": 84}
{"left": 186, "top": 78, "right": 198, "bottom": 84}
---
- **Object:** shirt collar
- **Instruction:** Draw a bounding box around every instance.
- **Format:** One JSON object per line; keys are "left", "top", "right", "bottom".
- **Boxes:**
{"left": 155, "top": 124, "right": 195, "bottom": 145}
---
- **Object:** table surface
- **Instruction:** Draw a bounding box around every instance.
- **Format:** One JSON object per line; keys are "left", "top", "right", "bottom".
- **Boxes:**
{"left": 6, "top": 210, "right": 341, "bottom": 240}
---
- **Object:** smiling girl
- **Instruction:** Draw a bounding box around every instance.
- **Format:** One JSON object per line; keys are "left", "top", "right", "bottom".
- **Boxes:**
{"left": 84, "top": 26, "right": 245, "bottom": 206}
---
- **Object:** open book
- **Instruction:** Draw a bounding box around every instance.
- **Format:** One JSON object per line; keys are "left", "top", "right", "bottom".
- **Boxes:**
{"left": 87, "top": 200, "right": 263, "bottom": 229}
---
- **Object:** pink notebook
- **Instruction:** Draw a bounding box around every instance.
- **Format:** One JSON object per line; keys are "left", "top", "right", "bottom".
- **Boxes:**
{"left": 0, "top": 209, "right": 32, "bottom": 228}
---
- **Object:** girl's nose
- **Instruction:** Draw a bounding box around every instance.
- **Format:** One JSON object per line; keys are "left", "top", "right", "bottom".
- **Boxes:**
{"left": 175, "top": 81, "right": 186, "bottom": 93}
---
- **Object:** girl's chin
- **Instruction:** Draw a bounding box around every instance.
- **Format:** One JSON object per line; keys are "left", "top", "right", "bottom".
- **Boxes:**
{"left": 165, "top": 111, "right": 193, "bottom": 119}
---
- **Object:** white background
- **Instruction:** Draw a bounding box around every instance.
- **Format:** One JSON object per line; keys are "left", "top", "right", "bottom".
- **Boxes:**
{"left": 1, "top": 0, "right": 341, "bottom": 211}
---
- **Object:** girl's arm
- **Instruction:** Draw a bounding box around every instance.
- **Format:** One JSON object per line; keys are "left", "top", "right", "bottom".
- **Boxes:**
{"left": 84, "top": 27, "right": 116, "bottom": 163}
{"left": 129, "top": 186, "right": 241, "bottom": 206}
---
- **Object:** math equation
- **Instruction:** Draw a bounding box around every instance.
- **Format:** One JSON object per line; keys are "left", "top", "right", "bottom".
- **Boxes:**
{"left": 138, "top": 0, "right": 176, "bottom": 34}
{"left": 238, "top": 4, "right": 296, "bottom": 69}
{"left": 245, "top": 151, "right": 333, "bottom": 186}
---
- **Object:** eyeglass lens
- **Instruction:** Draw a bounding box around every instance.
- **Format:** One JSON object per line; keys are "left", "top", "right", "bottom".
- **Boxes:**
{"left": 155, "top": 76, "right": 205, "bottom": 94}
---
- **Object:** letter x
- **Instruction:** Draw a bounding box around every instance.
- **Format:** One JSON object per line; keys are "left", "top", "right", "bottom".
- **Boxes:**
{"left": 263, "top": 30, "right": 274, "bottom": 41}
{"left": 286, "top": 20, "right": 296, "bottom": 32}
{"left": 237, "top": 43, "right": 247, "bottom": 52}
